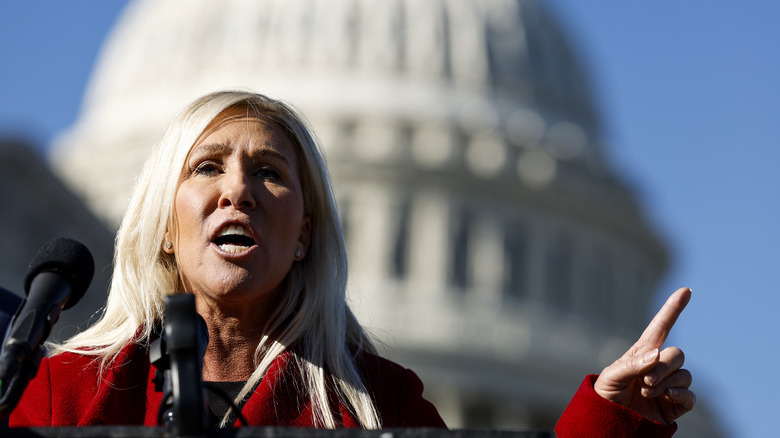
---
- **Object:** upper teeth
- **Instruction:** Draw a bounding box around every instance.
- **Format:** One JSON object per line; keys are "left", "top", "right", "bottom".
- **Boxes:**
{"left": 219, "top": 224, "right": 250, "bottom": 237}
{"left": 216, "top": 224, "right": 253, "bottom": 253}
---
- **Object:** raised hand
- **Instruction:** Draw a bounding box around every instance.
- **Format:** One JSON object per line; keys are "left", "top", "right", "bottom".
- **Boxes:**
{"left": 594, "top": 287, "right": 696, "bottom": 424}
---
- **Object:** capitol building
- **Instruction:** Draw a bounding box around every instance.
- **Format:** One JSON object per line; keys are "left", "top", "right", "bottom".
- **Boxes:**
{"left": 0, "top": 0, "right": 724, "bottom": 435}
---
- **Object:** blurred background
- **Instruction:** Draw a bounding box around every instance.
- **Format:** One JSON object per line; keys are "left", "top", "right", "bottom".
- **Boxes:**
{"left": 1, "top": 1, "right": 777, "bottom": 436}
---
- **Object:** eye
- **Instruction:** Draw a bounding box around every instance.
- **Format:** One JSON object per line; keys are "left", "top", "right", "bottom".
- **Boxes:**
{"left": 255, "top": 165, "right": 281, "bottom": 180}
{"left": 193, "top": 160, "right": 222, "bottom": 176}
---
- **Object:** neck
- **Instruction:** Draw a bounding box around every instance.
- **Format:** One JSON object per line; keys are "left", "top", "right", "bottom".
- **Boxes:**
{"left": 195, "top": 299, "right": 275, "bottom": 382}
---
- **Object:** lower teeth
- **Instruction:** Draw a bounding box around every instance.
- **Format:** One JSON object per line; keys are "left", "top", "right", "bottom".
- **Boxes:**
{"left": 219, "top": 244, "right": 249, "bottom": 253}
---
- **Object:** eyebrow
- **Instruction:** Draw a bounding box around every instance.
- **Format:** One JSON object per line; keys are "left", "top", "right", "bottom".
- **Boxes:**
{"left": 250, "top": 148, "right": 292, "bottom": 167}
{"left": 189, "top": 142, "right": 231, "bottom": 158}
{"left": 189, "top": 142, "right": 292, "bottom": 167}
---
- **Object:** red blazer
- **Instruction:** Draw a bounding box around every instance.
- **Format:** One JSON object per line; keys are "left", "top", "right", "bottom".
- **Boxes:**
{"left": 555, "top": 375, "right": 677, "bottom": 438}
{"left": 9, "top": 341, "right": 676, "bottom": 437}
{"left": 8, "top": 341, "right": 444, "bottom": 428}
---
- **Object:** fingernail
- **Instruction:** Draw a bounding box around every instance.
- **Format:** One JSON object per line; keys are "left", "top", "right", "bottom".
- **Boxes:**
{"left": 645, "top": 372, "right": 657, "bottom": 386}
{"left": 642, "top": 348, "right": 659, "bottom": 364}
{"left": 667, "top": 388, "right": 679, "bottom": 398}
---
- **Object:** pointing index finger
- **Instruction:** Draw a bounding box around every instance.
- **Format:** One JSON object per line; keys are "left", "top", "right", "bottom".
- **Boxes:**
{"left": 637, "top": 287, "right": 692, "bottom": 349}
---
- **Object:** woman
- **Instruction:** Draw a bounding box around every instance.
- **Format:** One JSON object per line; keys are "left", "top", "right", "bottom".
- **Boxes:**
{"left": 9, "top": 91, "right": 694, "bottom": 435}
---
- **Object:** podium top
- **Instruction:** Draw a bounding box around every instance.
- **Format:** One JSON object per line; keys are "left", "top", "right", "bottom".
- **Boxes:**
{"left": 3, "top": 426, "right": 551, "bottom": 438}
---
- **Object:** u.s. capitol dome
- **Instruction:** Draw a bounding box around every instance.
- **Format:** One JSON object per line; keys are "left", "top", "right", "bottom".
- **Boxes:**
{"left": 49, "top": 0, "right": 721, "bottom": 434}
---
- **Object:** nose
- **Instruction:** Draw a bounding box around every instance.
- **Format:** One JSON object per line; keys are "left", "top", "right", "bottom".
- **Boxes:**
{"left": 218, "top": 169, "right": 256, "bottom": 210}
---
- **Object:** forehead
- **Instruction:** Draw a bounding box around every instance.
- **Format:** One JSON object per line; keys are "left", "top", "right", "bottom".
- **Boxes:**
{"left": 189, "top": 107, "right": 297, "bottom": 159}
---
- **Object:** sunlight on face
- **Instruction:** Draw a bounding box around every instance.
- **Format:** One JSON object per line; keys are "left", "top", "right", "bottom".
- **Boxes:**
{"left": 165, "top": 107, "right": 311, "bottom": 316}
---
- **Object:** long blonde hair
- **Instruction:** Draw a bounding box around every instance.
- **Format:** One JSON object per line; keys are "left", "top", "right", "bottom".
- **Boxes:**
{"left": 53, "top": 90, "right": 381, "bottom": 428}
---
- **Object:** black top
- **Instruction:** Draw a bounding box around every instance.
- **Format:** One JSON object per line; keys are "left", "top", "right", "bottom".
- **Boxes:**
{"left": 205, "top": 381, "right": 253, "bottom": 427}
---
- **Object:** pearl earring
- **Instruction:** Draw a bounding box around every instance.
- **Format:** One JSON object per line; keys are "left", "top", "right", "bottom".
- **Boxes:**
{"left": 165, "top": 241, "right": 173, "bottom": 250}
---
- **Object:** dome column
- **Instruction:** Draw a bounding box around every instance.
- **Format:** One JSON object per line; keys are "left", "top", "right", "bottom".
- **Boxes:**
{"left": 467, "top": 212, "right": 504, "bottom": 311}
{"left": 406, "top": 191, "right": 450, "bottom": 307}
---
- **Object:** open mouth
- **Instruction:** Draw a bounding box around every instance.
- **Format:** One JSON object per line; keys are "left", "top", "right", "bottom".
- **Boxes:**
{"left": 213, "top": 224, "right": 256, "bottom": 253}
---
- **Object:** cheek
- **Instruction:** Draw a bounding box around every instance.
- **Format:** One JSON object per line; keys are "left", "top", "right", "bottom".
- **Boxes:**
{"left": 174, "top": 184, "right": 210, "bottom": 238}
{"left": 269, "top": 191, "right": 306, "bottom": 231}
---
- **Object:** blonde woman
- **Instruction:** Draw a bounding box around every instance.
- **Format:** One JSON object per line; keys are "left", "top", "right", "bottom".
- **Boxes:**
{"left": 10, "top": 91, "right": 694, "bottom": 436}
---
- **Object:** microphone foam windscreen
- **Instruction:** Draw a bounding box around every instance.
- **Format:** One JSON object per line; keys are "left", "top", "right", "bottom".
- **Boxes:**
{"left": 24, "top": 237, "right": 95, "bottom": 309}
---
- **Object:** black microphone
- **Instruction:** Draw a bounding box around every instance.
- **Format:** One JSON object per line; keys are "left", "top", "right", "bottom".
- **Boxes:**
{"left": 151, "top": 294, "right": 209, "bottom": 436}
{"left": 0, "top": 288, "right": 23, "bottom": 346}
{"left": 0, "top": 237, "right": 94, "bottom": 416}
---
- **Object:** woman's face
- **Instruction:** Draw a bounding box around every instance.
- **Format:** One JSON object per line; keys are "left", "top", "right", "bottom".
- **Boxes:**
{"left": 166, "top": 107, "right": 311, "bottom": 311}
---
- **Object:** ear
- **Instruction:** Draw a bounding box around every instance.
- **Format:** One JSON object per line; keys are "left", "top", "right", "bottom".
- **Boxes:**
{"left": 163, "top": 230, "right": 175, "bottom": 254}
{"left": 295, "top": 216, "right": 312, "bottom": 260}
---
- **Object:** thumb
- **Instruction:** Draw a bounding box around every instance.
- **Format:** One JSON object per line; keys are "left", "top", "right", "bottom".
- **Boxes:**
{"left": 596, "top": 348, "right": 660, "bottom": 401}
{"left": 626, "top": 348, "right": 659, "bottom": 382}
{"left": 605, "top": 348, "right": 660, "bottom": 388}
{"left": 635, "top": 347, "right": 660, "bottom": 375}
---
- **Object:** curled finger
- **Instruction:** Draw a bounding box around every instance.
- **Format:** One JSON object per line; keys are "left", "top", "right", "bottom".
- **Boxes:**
{"left": 665, "top": 387, "right": 697, "bottom": 421}
{"left": 641, "top": 368, "right": 692, "bottom": 398}
{"left": 643, "top": 346, "right": 685, "bottom": 387}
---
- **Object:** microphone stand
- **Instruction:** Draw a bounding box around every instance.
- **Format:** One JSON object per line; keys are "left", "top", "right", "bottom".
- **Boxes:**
{"left": 150, "top": 294, "right": 208, "bottom": 437}
{"left": 0, "top": 273, "right": 69, "bottom": 418}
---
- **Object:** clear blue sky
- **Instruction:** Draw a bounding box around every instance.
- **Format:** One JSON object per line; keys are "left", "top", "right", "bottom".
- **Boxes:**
{"left": 1, "top": 2, "right": 777, "bottom": 437}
